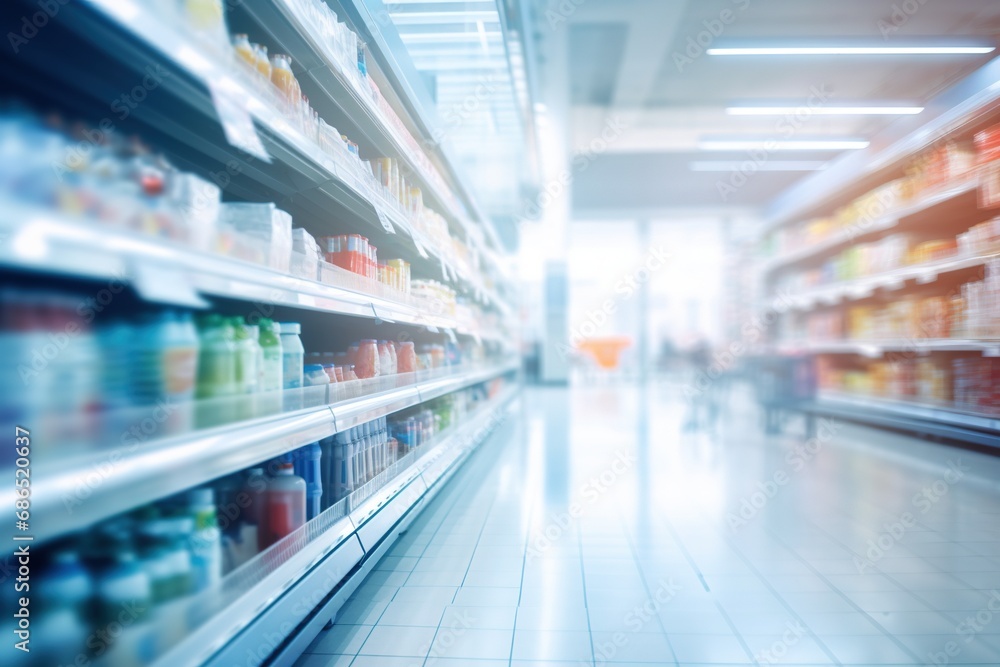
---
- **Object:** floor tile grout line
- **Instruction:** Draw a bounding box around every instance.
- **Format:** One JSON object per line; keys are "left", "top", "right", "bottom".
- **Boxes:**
{"left": 804, "top": 513, "right": 1000, "bottom": 656}
{"left": 703, "top": 524, "right": 845, "bottom": 665}
{"left": 576, "top": 522, "right": 597, "bottom": 667}
{"left": 615, "top": 511, "right": 680, "bottom": 666}
{"left": 762, "top": 526, "right": 926, "bottom": 664}
{"left": 510, "top": 407, "right": 535, "bottom": 666}
{"left": 652, "top": 511, "right": 757, "bottom": 665}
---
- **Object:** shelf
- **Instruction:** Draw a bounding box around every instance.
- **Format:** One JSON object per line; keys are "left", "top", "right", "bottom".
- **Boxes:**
{"left": 773, "top": 339, "right": 1000, "bottom": 358}
{"left": 0, "top": 203, "right": 511, "bottom": 342}
{"left": 761, "top": 178, "right": 980, "bottom": 275}
{"left": 66, "top": 0, "right": 507, "bottom": 306}
{"left": 21, "top": 360, "right": 519, "bottom": 544}
{"left": 119, "top": 385, "right": 519, "bottom": 667}
{"left": 809, "top": 390, "right": 1000, "bottom": 448}
{"left": 782, "top": 250, "right": 1000, "bottom": 311}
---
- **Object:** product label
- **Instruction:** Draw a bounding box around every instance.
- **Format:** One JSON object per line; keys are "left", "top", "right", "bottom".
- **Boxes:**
{"left": 283, "top": 353, "right": 303, "bottom": 389}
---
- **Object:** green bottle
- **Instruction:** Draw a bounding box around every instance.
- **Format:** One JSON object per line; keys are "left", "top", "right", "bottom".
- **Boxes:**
{"left": 231, "top": 317, "right": 260, "bottom": 395}
{"left": 258, "top": 318, "right": 284, "bottom": 392}
{"left": 196, "top": 314, "right": 237, "bottom": 399}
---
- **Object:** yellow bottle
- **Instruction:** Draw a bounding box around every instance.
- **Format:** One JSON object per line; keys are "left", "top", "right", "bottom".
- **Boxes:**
{"left": 255, "top": 44, "right": 271, "bottom": 81}
{"left": 233, "top": 34, "right": 255, "bottom": 68}
{"left": 270, "top": 54, "right": 299, "bottom": 108}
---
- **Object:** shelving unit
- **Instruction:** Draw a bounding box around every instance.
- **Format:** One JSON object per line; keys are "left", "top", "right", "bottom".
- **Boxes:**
{"left": 754, "top": 67, "right": 1000, "bottom": 446}
{"left": 27, "top": 361, "right": 518, "bottom": 543}
{"left": 0, "top": 1, "right": 522, "bottom": 665}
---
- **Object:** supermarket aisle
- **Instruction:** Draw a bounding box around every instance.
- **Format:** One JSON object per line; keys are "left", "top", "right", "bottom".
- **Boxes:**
{"left": 295, "top": 383, "right": 1000, "bottom": 666}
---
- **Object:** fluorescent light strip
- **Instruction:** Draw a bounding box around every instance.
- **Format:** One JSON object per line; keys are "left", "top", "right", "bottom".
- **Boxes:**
{"left": 708, "top": 46, "right": 994, "bottom": 56}
{"left": 699, "top": 139, "right": 870, "bottom": 151}
{"left": 690, "top": 161, "right": 828, "bottom": 172}
{"left": 727, "top": 106, "right": 924, "bottom": 115}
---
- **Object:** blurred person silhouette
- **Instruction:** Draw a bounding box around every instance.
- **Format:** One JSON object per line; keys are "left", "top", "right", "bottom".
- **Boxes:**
{"left": 682, "top": 334, "right": 720, "bottom": 433}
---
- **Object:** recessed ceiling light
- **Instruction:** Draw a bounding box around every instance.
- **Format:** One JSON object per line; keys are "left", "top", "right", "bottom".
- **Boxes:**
{"left": 708, "top": 46, "right": 994, "bottom": 56}
{"left": 726, "top": 106, "right": 924, "bottom": 115}
{"left": 699, "top": 139, "right": 870, "bottom": 151}
{"left": 689, "top": 161, "right": 829, "bottom": 172}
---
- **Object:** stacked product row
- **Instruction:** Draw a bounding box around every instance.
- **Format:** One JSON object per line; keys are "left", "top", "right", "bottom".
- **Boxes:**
{"left": 0, "top": 288, "right": 495, "bottom": 464}
{"left": 760, "top": 134, "right": 990, "bottom": 260}
{"left": 818, "top": 355, "right": 1000, "bottom": 415}
{"left": 786, "top": 258, "right": 1000, "bottom": 342}
{"left": 6, "top": 383, "right": 500, "bottom": 667}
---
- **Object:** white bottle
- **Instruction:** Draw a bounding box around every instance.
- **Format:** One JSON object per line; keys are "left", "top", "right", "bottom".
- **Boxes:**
{"left": 186, "top": 488, "right": 222, "bottom": 591}
{"left": 279, "top": 322, "right": 304, "bottom": 389}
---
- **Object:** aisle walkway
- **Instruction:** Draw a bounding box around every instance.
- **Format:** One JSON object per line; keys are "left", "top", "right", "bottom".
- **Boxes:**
{"left": 294, "top": 383, "right": 1000, "bottom": 666}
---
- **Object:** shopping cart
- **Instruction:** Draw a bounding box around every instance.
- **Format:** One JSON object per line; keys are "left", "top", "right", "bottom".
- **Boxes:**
{"left": 752, "top": 354, "right": 817, "bottom": 435}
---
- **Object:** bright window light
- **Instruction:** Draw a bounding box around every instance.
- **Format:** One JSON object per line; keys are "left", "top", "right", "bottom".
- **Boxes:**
{"left": 708, "top": 46, "right": 994, "bottom": 56}
{"left": 726, "top": 106, "right": 924, "bottom": 116}
{"left": 689, "top": 161, "right": 829, "bottom": 171}
{"left": 699, "top": 139, "right": 870, "bottom": 151}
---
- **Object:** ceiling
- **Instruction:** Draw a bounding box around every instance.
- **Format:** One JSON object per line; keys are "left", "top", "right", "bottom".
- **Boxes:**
{"left": 525, "top": 0, "right": 1000, "bottom": 216}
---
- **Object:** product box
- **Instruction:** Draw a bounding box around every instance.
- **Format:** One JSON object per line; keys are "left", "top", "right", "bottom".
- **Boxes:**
{"left": 220, "top": 203, "right": 293, "bottom": 273}
{"left": 171, "top": 173, "right": 220, "bottom": 253}
{"left": 292, "top": 227, "right": 321, "bottom": 280}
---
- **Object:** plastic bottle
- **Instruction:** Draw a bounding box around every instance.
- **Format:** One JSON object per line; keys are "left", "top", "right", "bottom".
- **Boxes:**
{"left": 332, "top": 430, "right": 353, "bottom": 501}
{"left": 398, "top": 341, "right": 417, "bottom": 373}
{"left": 233, "top": 33, "right": 255, "bottom": 68}
{"left": 362, "top": 422, "right": 375, "bottom": 480}
{"left": 279, "top": 322, "right": 304, "bottom": 390}
{"left": 32, "top": 550, "right": 91, "bottom": 665}
{"left": 355, "top": 339, "right": 380, "bottom": 379}
{"left": 94, "top": 548, "right": 154, "bottom": 661}
{"left": 186, "top": 488, "right": 222, "bottom": 591}
{"left": 257, "top": 318, "right": 283, "bottom": 415}
{"left": 232, "top": 317, "right": 260, "bottom": 395}
{"left": 98, "top": 320, "right": 134, "bottom": 410}
{"left": 387, "top": 341, "right": 398, "bottom": 375}
{"left": 294, "top": 443, "right": 323, "bottom": 520}
{"left": 264, "top": 463, "right": 306, "bottom": 547}
{"left": 378, "top": 341, "right": 392, "bottom": 377}
{"left": 244, "top": 468, "right": 269, "bottom": 552}
{"left": 196, "top": 314, "right": 236, "bottom": 398}
{"left": 137, "top": 516, "right": 193, "bottom": 603}
{"left": 254, "top": 44, "right": 271, "bottom": 80}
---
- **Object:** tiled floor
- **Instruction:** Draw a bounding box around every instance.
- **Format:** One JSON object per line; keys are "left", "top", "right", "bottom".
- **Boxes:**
{"left": 294, "top": 382, "right": 1000, "bottom": 666}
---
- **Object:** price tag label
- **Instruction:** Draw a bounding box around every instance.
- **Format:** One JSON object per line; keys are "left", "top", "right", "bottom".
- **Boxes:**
{"left": 426, "top": 325, "right": 440, "bottom": 333}
{"left": 441, "top": 257, "right": 450, "bottom": 282}
{"left": 131, "top": 262, "right": 209, "bottom": 308}
{"left": 412, "top": 235, "right": 429, "bottom": 259}
{"left": 917, "top": 271, "right": 938, "bottom": 285}
{"left": 208, "top": 83, "right": 271, "bottom": 162}
{"left": 376, "top": 209, "right": 396, "bottom": 235}
{"left": 445, "top": 328, "right": 458, "bottom": 344}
